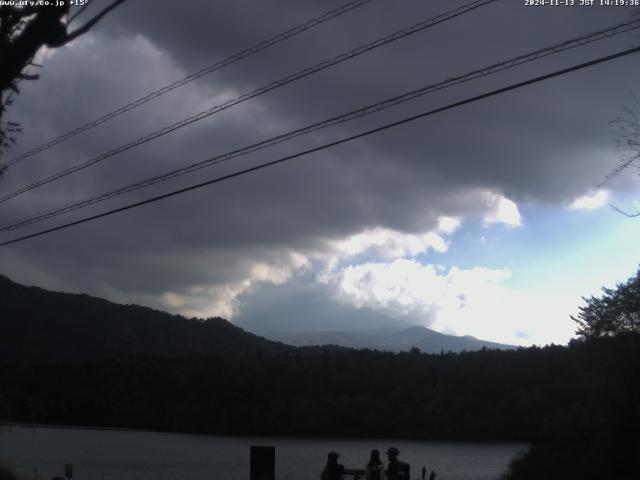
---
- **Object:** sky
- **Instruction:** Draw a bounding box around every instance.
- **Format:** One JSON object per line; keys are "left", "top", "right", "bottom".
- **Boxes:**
{"left": 2, "top": 0, "right": 640, "bottom": 346}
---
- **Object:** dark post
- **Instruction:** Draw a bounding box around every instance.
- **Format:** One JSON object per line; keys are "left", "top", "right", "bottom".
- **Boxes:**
{"left": 250, "top": 446, "right": 275, "bottom": 480}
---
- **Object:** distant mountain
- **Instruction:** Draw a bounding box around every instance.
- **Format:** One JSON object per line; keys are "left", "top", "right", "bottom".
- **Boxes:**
{"left": 233, "top": 280, "right": 412, "bottom": 333}
{"left": 262, "top": 325, "right": 517, "bottom": 353}
{"left": 0, "top": 274, "right": 291, "bottom": 363}
{"left": 233, "top": 279, "right": 515, "bottom": 352}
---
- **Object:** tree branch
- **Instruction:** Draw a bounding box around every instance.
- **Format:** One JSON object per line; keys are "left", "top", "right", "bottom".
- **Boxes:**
{"left": 67, "top": 3, "right": 92, "bottom": 25}
{"left": 610, "top": 204, "right": 640, "bottom": 217}
{"left": 18, "top": 73, "right": 39, "bottom": 81}
{"left": 64, "top": 0, "right": 127, "bottom": 43}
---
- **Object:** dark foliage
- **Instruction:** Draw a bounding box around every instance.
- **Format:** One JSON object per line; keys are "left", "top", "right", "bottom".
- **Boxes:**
{"left": 572, "top": 268, "right": 640, "bottom": 339}
{"left": 0, "top": 461, "right": 16, "bottom": 480}
{"left": 0, "top": 2, "right": 126, "bottom": 162}
{"left": 501, "top": 335, "right": 640, "bottom": 480}
{"left": 1, "top": 336, "right": 638, "bottom": 449}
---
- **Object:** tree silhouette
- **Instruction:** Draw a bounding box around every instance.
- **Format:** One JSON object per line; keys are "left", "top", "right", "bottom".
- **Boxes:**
{"left": 572, "top": 268, "right": 640, "bottom": 338}
{"left": 606, "top": 95, "right": 640, "bottom": 217}
{"left": 0, "top": 1, "right": 127, "bottom": 168}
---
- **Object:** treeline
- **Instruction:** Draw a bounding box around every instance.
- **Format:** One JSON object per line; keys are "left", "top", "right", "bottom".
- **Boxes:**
{"left": 1, "top": 335, "right": 638, "bottom": 446}
{"left": 499, "top": 334, "right": 640, "bottom": 480}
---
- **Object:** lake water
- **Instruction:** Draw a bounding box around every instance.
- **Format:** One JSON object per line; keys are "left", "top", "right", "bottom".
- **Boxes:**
{"left": 0, "top": 426, "right": 527, "bottom": 480}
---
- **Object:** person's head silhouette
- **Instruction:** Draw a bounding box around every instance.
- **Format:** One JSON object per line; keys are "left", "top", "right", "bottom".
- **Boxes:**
{"left": 369, "top": 449, "right": 381, "bottom": 464}
{"left": 386, "top": 447, "right": 399, "bottom": 461}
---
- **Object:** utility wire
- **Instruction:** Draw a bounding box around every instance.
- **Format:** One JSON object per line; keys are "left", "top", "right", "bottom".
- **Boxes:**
{"left": 0, "top": 0, "right": 376, "bottom": 169}
{"left": 2, "top": 17, "right": 639, "bottom": 232}
{"left": 2, "top": 44, "right": 639, "bottom": 248}
{"left": 0, "top": 0, "right": 498, "bottom": 205}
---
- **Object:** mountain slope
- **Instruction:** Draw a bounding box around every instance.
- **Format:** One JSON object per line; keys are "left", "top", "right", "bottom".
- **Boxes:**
{"left": 234, "top": 284, "right": 411, "bottom": 334}
{"left": 0, "top": 274, "right": 514, "bottom": 364}
{"left": 0, "top": 274, "right": 290, "bottom": 363}
{"left": 263, "top": 325, "right": 517, "bottom": 353}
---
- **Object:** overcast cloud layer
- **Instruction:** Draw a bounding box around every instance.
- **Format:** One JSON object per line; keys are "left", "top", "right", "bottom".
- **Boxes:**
{"left": 2, "top": 0, "right": 640, "bottom": 345}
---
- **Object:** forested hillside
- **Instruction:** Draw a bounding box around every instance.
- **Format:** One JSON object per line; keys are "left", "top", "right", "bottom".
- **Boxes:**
{"left": 1, "top": 335, "right": 638, "bottom": 446}
{"left": 0, "top": 275, "right": 290, "bottom": 362}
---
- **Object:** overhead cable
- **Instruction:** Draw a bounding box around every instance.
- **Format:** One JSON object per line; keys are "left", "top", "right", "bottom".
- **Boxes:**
{"left": 0, "top": 0, "right": 376, "bottom": 168}
{"left": 2, "top": 43, "right": 639, "bottom": 247}
{"left": 2, "top": 17, "right": 639, "bottom": 232}
{"left": 0, "top": 0, "right": 498, "bottom": 204}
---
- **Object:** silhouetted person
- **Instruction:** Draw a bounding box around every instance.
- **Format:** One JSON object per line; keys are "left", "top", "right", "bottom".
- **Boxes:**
{"left": 321, "top": 451, "right": 344, "bottom": 480}
{"left": 365, "top": 449, "right": 384, "bottom": 480}
{"left": 421, "top": 466, "right": 426, "bottom": 480}
{"left": 429, "top": 470, "right": 437, "bottom": 480}
{"left": 386, "top": 447, "right": 410, "bottom": 480}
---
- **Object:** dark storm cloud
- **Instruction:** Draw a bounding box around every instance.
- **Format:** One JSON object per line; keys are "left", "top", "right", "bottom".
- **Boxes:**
{"left": 99, "top": 0, "right": 639, "bottom": 201}
{"left": 1, "top": 0, "right": 639, "bottom": 314}
{"left": 233, "top": 275, "right": 414, "bottom": 334}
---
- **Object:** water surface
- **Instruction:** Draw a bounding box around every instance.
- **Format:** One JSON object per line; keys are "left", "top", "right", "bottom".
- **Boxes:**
{"left": 0, "top": 426, "right": 527, "bottom": 480}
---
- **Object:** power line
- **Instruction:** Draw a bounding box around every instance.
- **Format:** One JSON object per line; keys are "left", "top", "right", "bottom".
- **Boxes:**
{"left": 2, "top": 44, "right": 639, "bottom": 248}
{"left": 2, "top": 17, "right": 639, "bottom": 232}
{"left": 0, "top": 0, "right": 498, "bottom": 205}
{"left": 0, "top": 0, "right": 376, "bottom": 169}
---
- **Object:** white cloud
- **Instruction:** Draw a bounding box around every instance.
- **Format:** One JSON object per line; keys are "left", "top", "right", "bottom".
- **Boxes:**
{"left": 434, "top": 281, "right": 577, "bottom": 346}
{"left": 483, "top": 194, "right": 522, "bottom": 227}
{"left": 327, "top": 215, "right": 461, "bottom": 262}
{"left": 248, "top": 253, "right": 310, "bottom": 284}
{"left": 326, "top": 258, "right": 575, "bottom": 345}
{"left": 173, "top": 283, "right": 248, "bottom": 319}
{"left": 331, "top": 227, "right": 449, "bottom": 260}
{"left": 335, "top": 259, "right": 448, "bottom": 315}
{"left": 160, "top": 291, "right": 187, "bottom": 308}
{"left": 331, "top": 259, "right": 512, "bottom": 328}
{"left": 438, "top": 216, "right": 461, "bottom": 234}
{"left": 155, "top": 251, "right": 311, "bottom": 319}
{"left": 569, "top": 189, "right": 609, "bottom": 210}
{"left": 147, "top": 208, "right": 559, "bottom": 344}
{"left": 153, "top": 220, "right": 461, "bottom": 321}
{"left": 160, "top": 216, "right": 463, "bottom": 320}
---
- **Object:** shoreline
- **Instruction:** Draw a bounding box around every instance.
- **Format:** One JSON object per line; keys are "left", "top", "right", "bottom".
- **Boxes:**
{"left": 1, "top": 422, "right": 529, "bottom": 446}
